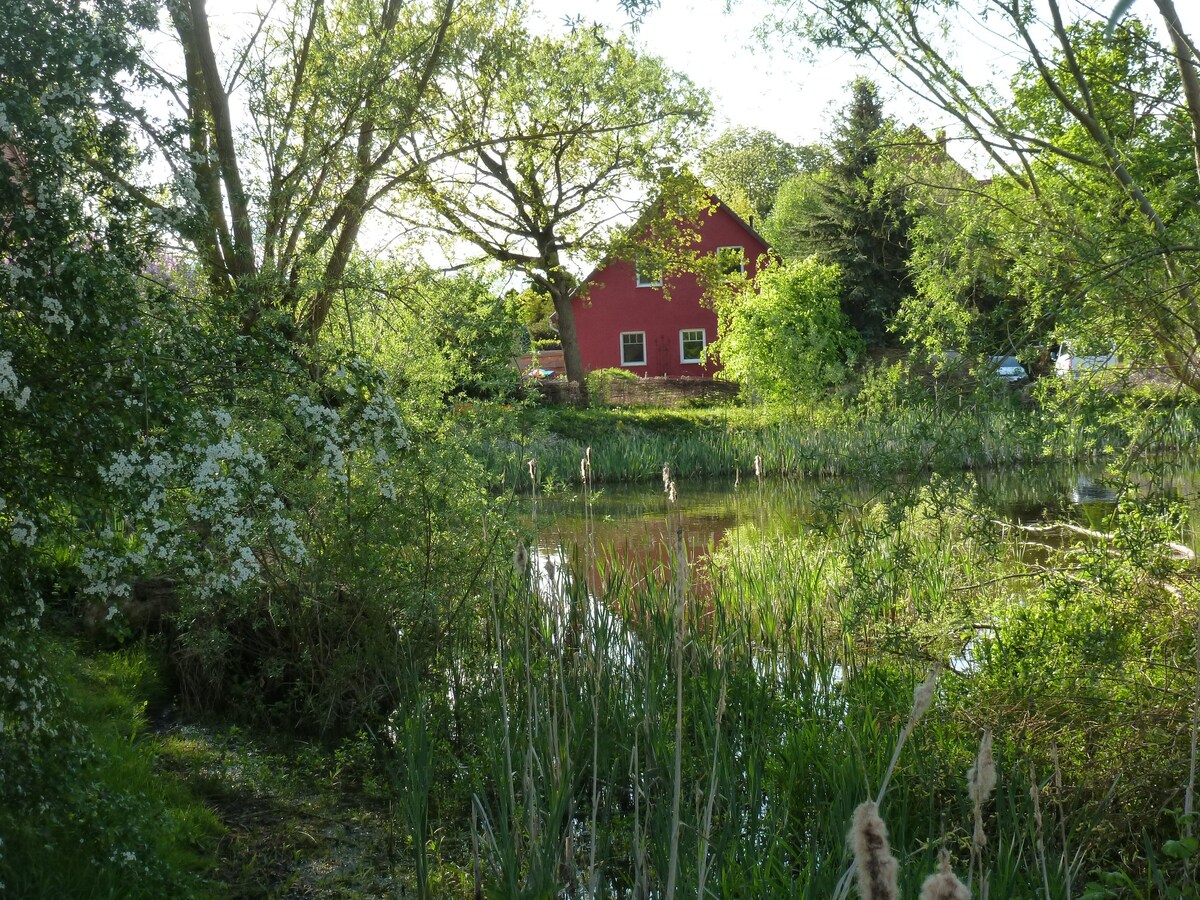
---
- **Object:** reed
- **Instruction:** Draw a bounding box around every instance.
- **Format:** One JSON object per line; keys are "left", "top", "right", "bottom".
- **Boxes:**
{"left": 495, "top": 398, "right": 1200, "bottom": 489}
{"left": 375, "top": 470, "right": 1198, "bottom": 896}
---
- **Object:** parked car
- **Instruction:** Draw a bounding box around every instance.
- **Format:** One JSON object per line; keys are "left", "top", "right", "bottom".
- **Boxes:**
{"left": 1054, "top": 341, "right": 1117, "bottom": 377}
{"left": 988, "top": 355, "right": 1027, "bottom": 382}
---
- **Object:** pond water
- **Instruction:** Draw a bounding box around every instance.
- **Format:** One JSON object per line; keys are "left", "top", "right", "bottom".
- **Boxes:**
{"left": 529, "top": 458, "right": 1200, "bottom": 561}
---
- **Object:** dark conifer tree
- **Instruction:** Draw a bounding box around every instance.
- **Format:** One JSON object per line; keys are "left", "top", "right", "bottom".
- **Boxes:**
{"left": 795, "top": 78, "right": 913, "bottom": 345}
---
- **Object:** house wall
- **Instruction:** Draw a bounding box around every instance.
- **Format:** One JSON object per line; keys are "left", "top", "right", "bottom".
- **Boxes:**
{"left": 571, "top": 204, "right": 769, "bottom": 379}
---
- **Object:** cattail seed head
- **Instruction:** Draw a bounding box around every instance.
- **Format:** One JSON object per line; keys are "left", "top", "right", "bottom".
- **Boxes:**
{"left": 668, "top": 480, "right": 678, "bottom": 504}
{"left": 909, "top": 664, "right": 940, "bottom": 727}
{"left": 968, "top": 730, "right": 996, "bottom": 807}
{"left": 672, "top": 526, "right": 689, "bottom": 610}
{"left": 662, "top": 464, "right": 672, "bottom": 493}
{"left": 850, "top": 801, "right": 899, "bottom": 900}
{"left": 527, "top": 458, "right": 537, "bottom": 483}
{"left": 513, "top": 541, "right": 528, "bottom": 575}
{"left": 753, "top": 455, "right": 763, "bottom": 480}
{"left": 919, "top": 849, "right": 970, "bottom": 900}
{"left": 580, "top": 448, "right": 592, "bottom": 484}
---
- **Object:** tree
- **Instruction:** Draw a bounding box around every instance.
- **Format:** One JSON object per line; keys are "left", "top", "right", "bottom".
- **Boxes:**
{"left": 698, "top": 126, "right": 822, "bottom": 222}
{"left": 711, "top": 257, "right": 862, "bottom": 406}
{"left": 760, "top": 79, "right": 913, "bottom": 345}
{"left": 408, "top": 24, "right": 710, "bottom": 398}
{"left": 790, "top": 0, "right": 1200, "bottom": 392}
{"left": 142, "top": 0, "right": 476, "bottom": 341}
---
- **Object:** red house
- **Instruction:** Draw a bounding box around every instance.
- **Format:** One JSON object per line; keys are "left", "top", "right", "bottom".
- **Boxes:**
{"left": 570, "top": 198, "right": 770, "bottom": 378}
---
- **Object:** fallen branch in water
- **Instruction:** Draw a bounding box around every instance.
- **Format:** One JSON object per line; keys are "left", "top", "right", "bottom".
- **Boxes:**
{"left": 993, "top": 520, "right": 1196, "bottom": 562}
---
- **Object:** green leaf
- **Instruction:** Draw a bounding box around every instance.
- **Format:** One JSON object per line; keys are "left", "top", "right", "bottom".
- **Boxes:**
{"left": 1161, "top": 837, "right": 1198, "bottom": 859}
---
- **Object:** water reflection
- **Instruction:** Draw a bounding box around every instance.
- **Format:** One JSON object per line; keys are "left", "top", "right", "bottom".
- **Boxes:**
{"left": 530, "top": 460, "right": 1200, "bottom": 564}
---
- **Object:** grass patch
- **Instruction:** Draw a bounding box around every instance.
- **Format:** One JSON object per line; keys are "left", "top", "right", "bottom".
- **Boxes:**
{"left": 1, "top": 642, "right": 222, "bottom": 898}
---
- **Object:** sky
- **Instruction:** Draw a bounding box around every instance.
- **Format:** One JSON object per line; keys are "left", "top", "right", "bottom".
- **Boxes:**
{"left": 522, "top": 0, "right": 1198, "bottom": 173}
{"left": 528, "top": 0, "right": 877, "bottom": 149}
{"left": 161, "top": 0, "right": 1196, "bottom": 270}
{"left": 187, "top": 0, "right": 1196, "bottom": 174}
{"left": 190, "top": 0, "right": 943, "bottom": 151}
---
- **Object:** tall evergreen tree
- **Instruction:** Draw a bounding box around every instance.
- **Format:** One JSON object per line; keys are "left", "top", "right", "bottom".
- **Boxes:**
{"left": 765, "top": 78, "right": 913, "bottom": 344}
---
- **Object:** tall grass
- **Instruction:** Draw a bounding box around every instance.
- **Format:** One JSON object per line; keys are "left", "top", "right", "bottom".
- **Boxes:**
{"left": 372, "top": 473, "right": 1198, "bottom": 896}
{"left": 492, "top": 394, "right": 1200, "bottom": 489}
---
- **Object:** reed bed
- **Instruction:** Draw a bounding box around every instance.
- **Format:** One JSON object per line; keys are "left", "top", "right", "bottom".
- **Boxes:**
{"left": 496, "top": 400, "right": 1200, "bottom": 489}
{"left": 376, "top": 474, "right": 1198, "bottom": 896}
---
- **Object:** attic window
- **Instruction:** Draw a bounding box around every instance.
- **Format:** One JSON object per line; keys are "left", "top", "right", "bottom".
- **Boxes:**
{"left": 715, "top": 246, "right": 745, "bottom": 276}
{"left": 635, "top": 255, "right": 663, "bottom": 287}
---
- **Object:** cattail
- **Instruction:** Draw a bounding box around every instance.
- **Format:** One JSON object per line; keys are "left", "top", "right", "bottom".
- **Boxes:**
{"left": 968, "top": 730, "right": 996, "bottom": 805}
{"left": 753, "top": 454, "right": 763, "bottom": 480}
{"left": 662, "top": 463, "right": 672, "bottom": 493}
{"left": 527, "top": 457, "right": 537, "bottom": 486}
{"left": 667, "top": 480, "right": 678, "bottom": 505}
{"left": 513, "top": 541, "right": 528, "bottom": 575}
{"left": 672, "top": 526, "right": 688, "bottom": 604}
{"left": 581, "top": 456, "right": 589, "bottom": 484}
{"left": 909, "top": 664, "right": 940, "bottom": 728}
{"left": 968, "top": 730, "right": 996, "bottom": 850}
{"left": 849, "top": 801, "right": 899, "bottom": 900}
{"left": 920, "top": 850, "right": 970, "bottom": 900}
{"left": 875, "top": 664, "right": 940, "bottom": 805}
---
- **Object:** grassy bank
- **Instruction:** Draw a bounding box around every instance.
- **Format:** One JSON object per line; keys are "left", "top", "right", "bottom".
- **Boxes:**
{"left": 0, "top": 642, "right": 221, "bottom": 898}
{"left": 498, "top": 386, "right": 1200, "bottom": 488}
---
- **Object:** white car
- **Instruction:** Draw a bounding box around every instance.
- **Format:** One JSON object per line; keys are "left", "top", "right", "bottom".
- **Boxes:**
{"left": 1055, "top": 342, "right": 1117, "bottom": 377}
{"left": 988, "top": 355, "right": 1027, "bottom": 382}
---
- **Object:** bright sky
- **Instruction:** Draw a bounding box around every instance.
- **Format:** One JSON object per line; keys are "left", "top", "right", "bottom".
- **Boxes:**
{"left": 524, "top": 0, "right": 1197, "bottom": 173}
{"left": 186, "top": 0, "right": 1195, "bottom": 173}
{"left": 157, "top": 0, "right": 1195, "bottom": 270}
{"left": 528, "top": 0, "right": 878, "bottom": 149}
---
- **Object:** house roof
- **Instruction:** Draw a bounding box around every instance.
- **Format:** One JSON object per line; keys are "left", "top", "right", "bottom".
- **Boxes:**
{"left": 569, "top": 186, "right": 771, "bottom": 300}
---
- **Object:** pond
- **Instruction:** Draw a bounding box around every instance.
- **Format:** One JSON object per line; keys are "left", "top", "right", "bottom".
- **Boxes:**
{"left": 528, "top": 458, "right": 1200, "bottom": 564}
{"left": 496, "top": 457, "right": 1200, "bottom": 896}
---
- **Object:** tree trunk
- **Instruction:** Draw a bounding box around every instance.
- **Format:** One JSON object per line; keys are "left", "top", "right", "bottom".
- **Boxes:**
{"left": 550, "top": 289, "right": 589, "bottom": 405}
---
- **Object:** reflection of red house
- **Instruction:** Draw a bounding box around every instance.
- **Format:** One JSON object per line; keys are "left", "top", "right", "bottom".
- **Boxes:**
{"left": 571, "top": 199, "right": 770, "bottom": 378}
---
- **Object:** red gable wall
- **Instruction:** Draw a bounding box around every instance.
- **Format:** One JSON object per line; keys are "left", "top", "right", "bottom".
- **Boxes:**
{"left": 571, "top": 202, "right": 769, "bottom": 378}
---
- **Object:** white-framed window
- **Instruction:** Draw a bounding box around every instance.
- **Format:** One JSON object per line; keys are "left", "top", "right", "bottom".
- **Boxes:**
{"left": 680, "top": 328, "right": 706, "bottom": 364}
{"left": 715, "top": 245, "right": 745, "bottom": 276}
{"left": 620, "top": 331, "right": 647, "bottom": 366}
{"left": 635, "top": 255, "right": 663, "bottom": 287}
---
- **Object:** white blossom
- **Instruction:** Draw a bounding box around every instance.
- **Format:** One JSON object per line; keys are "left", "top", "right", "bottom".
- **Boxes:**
{"left": 10, "top": 513, "right": 37, "bottom": 547}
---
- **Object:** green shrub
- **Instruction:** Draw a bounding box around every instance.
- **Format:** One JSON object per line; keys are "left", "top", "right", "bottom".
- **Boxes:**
{"left": 586, "top": 366, "right": 640, "bottom": 404}
{"left": 711, "top": 257, "right": 863, "bottom": 406}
